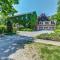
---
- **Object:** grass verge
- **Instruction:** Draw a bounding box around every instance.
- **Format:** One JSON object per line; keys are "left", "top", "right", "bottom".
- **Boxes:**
{"left": 27, "top": 43, "right": 60, "bottom": 60}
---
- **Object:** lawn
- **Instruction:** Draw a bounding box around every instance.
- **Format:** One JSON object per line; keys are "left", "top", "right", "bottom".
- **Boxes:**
{"left": 27, "top": 43, "right": 60, "bottom": 60}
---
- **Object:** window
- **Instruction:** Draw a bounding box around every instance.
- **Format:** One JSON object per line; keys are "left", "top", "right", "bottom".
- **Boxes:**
{"left": 44, "top": 27, "right": 48, "bottom": 30}
{"left": 45, "top": 22, "right": 49, "bottom": 24}
{"left": 49, "top": 27, "right": 54, "bottom": 30}
{"left": 39, "top": 22, "right": 43, "bottom": 24}
{"left": 39, "top": 27, "right": 43, "bottom": 30}
{"left": 51, "top": 21, "right": 55, "bottom": 24}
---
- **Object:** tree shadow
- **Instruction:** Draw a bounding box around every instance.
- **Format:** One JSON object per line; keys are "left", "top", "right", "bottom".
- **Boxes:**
{"left": 0, "top": 35, "right": 34, "bottom": 60}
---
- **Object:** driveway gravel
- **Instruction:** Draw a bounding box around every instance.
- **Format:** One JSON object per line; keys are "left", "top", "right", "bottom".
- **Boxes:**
{"left": 0, "top": 35, "right": 33, "bottom": 60}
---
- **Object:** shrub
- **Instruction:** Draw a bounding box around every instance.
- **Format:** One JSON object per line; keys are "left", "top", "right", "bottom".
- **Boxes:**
{"left": 56, "top": 25, "right": 60, "bottom": 29}
{"left": 19, "top": 28, "right": 33, "bottom": 31}
{"left": 54, "top": 29, "right": 60, "bottom": 34}
{"left": 37, "top": 33, "right": 52, "bottom": 40}
{"left": 13, "top": 27, "right": 17, "bottom": 33}
{"left": 36, "top": 32, "right": 60, "bottom": 41}
{"left": 0, "top": 25, "right": 6, "bottom": 34}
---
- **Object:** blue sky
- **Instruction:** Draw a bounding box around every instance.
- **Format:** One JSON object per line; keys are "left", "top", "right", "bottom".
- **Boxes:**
{"left": 14, "top": 0, "right": 57, "bottom": 16}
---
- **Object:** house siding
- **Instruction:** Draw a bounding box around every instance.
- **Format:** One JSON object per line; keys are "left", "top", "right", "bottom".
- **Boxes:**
{"left": 37, "top": 21, "right": 56, "bottom": 30}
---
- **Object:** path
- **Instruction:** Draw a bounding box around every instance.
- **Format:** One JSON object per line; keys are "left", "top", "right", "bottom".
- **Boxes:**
{"left": 34, "top": 39, "right": 60, "bottom": 46}
{"left": 17, "top": 30, "right": 54, "bottom": 37}
{"left": 17, "top": 31, "right": 60, "bottom": 46}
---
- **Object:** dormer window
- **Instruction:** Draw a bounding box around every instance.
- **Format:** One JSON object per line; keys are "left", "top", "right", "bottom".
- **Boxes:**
{"left": 39, "top": 21, "right": 43, "bottom": 24}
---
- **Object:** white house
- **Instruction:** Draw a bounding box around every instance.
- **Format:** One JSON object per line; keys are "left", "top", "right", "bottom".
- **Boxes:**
{"left": 37, "top": 21, "right": 56, "bottom": 30}
{"left": 36, "top": 13, "right": 56, "bottom": 30}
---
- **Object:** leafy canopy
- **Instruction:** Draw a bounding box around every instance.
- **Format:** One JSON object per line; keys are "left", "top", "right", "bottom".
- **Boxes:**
{"left": 0, "top": 0, "right": 19, "bottom": 16}
{"left": 57, "top": 0, "right": 60, "bottom": 13}
{"left": 50, "top": 0, "right": 60, "bottom": 21}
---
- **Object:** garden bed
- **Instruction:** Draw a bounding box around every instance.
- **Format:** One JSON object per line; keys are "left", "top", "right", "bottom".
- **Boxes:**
{"left": 36, "top": 32, "right": 60, "bottom": 41}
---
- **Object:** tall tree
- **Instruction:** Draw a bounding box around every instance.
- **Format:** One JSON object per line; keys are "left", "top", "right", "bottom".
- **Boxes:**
{"left": 57, "top": 0, "right": 60, "bottom": 13}
{"left": 0, "top": 0, "right": 19, "bottom": 19}
{"left": 0, "top": 0, "right": 19, "bottom": 33}
{"left": 55, "top": 0, "right": 60, "bottom": 25}
{"left": 50, "top": 0, "right": 60, "bottom": 24}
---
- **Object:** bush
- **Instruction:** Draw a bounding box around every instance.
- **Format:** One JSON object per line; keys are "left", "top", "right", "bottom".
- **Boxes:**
{"left": 19, "top": 28, "right": 33, "bottom": 31}
{"left": 0, "top": 25, "right": 6, "bottom": 34}
{"left": 36, "top": 32, "right": 60, "bottom": 41}
{"left": 13, "top": 27, "right": 17, "bottom": 33}
{"left": 56, "top": 25, "right": 60, "bottom": 29}
{"left": 37, "top": 33, "right": 52, "bottom": 40}
{"left": 54, "top": 29, "right": 60, "bottom": 34}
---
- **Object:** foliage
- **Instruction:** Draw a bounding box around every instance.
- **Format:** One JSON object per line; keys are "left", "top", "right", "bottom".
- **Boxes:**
{"left": 54, "top": 29, "right": 60, "bottom": 33}
{"left": 36, "top": 32, "right": 60, "bottom": 41}
{"left": 0, "top": 25, "right": 6, "bottom": 34}
{"left": 13, "top": 27, "right": 17, "bottom": 33}
{"left": 7, "top": 11, "right": 37, "bottom": 30}
{"left": 0, "top": 0, "right": 19, "bottom": 34}
{"left": 57, "top": 0, "right": 60, "bottom": 13}
{"left": 6, "top": 20, "right": 13, "bottom": 33}
{"left": 56, "top": 25, "right": 60, "bottom": 29}
{"left": 19, "top": 28, "right": 33, "bottom": 31}
{"left": 29, "top": 11, "right": 37, "bottom": 29}
{"left": 50, "top": 0, "right": 60, "bottom": 25}
{"left": 0, "top": 0, "right": 19, "bottom": 16}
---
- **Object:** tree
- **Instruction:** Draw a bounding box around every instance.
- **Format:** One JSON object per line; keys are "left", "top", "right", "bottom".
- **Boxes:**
{"left": 50, "top": 0, "right": 60, "bottom": 25}
{"left": 57, "top": 0, "right": 60, "bottom": 13}
{"left": 0, "top": 0, "right": 19, "bottom": 33}
{"left": 0, "top": 0, "right": 19, "bottom": 18}
{"left": 30, "top": 11, "right": 37, "bottom": 30}
{"left": 55, "top": 0, "right": 60, "bottom": 25}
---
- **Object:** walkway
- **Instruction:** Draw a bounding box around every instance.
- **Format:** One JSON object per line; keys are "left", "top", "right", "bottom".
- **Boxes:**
{"left": 17, "top": 30, "right": 54, "bottom": 37}
{"left": 17, "top": 31, "right": 60, "bottom": 46}
{"left": 34, "top": 39, "right": 60, "bottom": 46}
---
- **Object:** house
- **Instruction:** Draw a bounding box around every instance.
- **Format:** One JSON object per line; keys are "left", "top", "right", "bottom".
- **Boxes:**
{"left": 36, "top": 13, "right": 56, "bottom": 30}
{"left": 7, "top": 12, "right": 56, "bottom": 31}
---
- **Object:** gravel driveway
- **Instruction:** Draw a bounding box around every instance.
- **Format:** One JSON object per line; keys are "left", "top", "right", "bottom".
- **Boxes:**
{"left": 0, "top": 35, "right": 33, "bottom": 60}
{"left": 0, "top": 31, "right": 54, "bottom": 60}
{"left": 17, "top": 30, "right": 54, "bottom": 37}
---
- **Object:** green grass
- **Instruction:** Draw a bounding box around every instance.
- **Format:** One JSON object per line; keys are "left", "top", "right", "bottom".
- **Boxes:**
{"left": 28, "top": 43, "right": 60, "bottom": 60}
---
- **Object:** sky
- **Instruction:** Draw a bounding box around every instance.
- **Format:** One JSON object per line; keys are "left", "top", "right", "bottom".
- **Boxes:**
{"left": 14, "top": 0, "right": 58, "bottom": 16}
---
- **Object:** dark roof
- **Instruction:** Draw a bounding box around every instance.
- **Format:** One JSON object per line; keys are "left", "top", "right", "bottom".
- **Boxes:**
{"left": 38, "top": 13, "right": 49, "bottom": 21}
